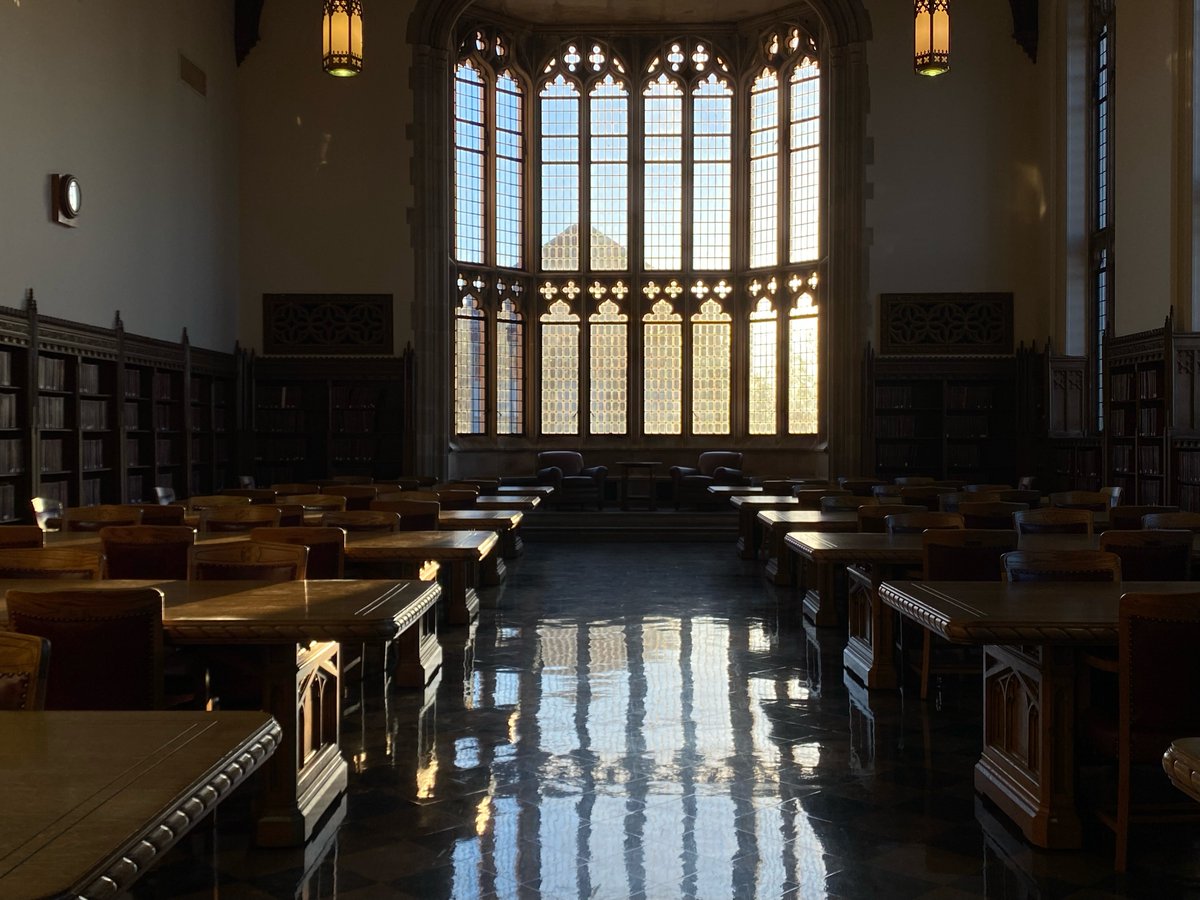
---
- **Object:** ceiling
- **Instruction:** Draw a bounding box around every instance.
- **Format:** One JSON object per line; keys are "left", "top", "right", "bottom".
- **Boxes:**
{"left": 469, "top": 0, "right": 795, "bottom": 26}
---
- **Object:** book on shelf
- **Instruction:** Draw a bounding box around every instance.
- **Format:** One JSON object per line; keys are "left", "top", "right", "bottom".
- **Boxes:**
{"left": 124, "top": 368, "right": 142, "bottom": 398}
{"left": 0, "top": 438, "right": 22, "bottom": 474}
{"left": 79, "top": 363, "right": 101, "bottom": 395}
{"left": 36, "top": 356, "right": 66, "bottom": 391}
{"left": 0, "top": 351, "right": 11, "bottom": 387}
{"left": 256, "top": 408, "right": 306, "bottom": 432}
{"left": 945, "top": 385, "right": 995, "bottom": 410}
{"left": 37, "top": 479, "right": 68, "bottom": 505}
{"left": 156, "top": 438, "right": 175, "bottom": 465}
{"left": 82, "top": 478, "right": 102, "bottom": 506}
{"left": 124, "top": 401, "right": 141, "bottom": 430}
{"left": 126, "top": 437, "right": 141, "bottom": 467}
{"left": 0, "top": 393, "right": 16, "bottom": 429}
{"left": 0, "top": 483, "right": 15, "bottom": 520}
{"left": 39, "top": 438, "right": 63, "bottom": 473}
{"left": 37, "top": 396, "right": 65, "bottom": 429}
{"left": 153, "top": 372, "right": 174, "bottom": 401}
{"left": 127, "top": 473, "right": 147, "bottom": 502}
{"left": 153, "top": 403, "right": 178, "bottom": 432}
{"left": 80, "top": 399, "right": 108, "bottom": 431}
{"left": 258, "top": 385, "right": 302, "bottom": 408}
{"left": 82, "top": 438, "right": 104, "bottom": 471}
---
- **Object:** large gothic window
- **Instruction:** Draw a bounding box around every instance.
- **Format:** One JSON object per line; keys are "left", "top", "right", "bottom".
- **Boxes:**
{"left": 452, "top": 24, "right": 824, "bottom": 441}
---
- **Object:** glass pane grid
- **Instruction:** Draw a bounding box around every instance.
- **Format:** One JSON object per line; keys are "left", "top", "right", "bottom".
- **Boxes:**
{"left": 589, "top": 301, "right": 628, "bottom": 434}
{"left": 693, "top": 80, "right": 732, "bottom": 270}
{"left": 497, "top": 298, "right": 524, "bottom": 434}
{"left": 644, "top": 79, "right": 683, "bottom": 270}
{"left": 750, "top": 72, "right": 779, "bottom": 269}
{"left": 749, "top": 300, "right": 777, "bottom": 434}
{"left": 691, "top": 300, "right": 731, "bottom": 434}
{"left": 788, "top": 296, "right": 818, "bottom": 434}
{"left": 540, "top": 299, "right": 580, "bottom": 434}
{"left": 643, "top": 302, "right": 682, "bottom": 434}
{"left": 455, "top": 296, "right": 487, "bottom": 434}
{"left": 788, "top": 62, "right": 820, "bottom": 263}
{"left": 591, "top": 78, "right": 629, "bottom": 271}
{"left": 496, "top": 73, "right": 524, "bottom": 268}
{"left": 454, "top": 63, "right": 486, "bottom": 264}
{"left": 541, "top": 78, "right": 580, "bottom": 271}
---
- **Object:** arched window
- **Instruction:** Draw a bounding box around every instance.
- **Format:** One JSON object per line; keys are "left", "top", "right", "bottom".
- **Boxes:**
{"left": 452, "top": 22, "right": 824, "bottom": 442}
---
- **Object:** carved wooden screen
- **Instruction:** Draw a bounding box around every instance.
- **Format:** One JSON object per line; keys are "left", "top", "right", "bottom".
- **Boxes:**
{"left": 262, "top": 294, "right": 393, "bottom": 356}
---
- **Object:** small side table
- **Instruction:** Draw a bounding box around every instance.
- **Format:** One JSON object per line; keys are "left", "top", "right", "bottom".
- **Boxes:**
{"left": 617, "top": 461, "right": 661, "bottom": 510}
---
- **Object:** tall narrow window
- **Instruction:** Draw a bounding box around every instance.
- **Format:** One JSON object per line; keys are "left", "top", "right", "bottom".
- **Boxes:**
{"left": 693, "top": 75, "right": 732, "bottom": 270}
{"left": 590, "top": 75, "right": 629, "bottom": 270}
{"left": 454, "top": 62, "right": 486, "bottom": 264}
{"left": 788, "top": 278, "right": 819, "bottom": 434}
{"left": 643, "top": 298, "right": 682, "bottom": 434}
{"left": 1092, "top": 18, "right": 1113, "bottom": 429}
{"left": 788, "top": 58, "right": 820, "bottom": 263}
{"left": 540, "top": 293, "right": 581, "bottom": 434}
{"left": 496, "top": 71, "right": 524, "bottom": 269}
{"left": 496, "top": 294, "right": 524, "bottom": 434}
{"left": 644, "top": 75, "right": 684, "bottom": 270}
{"left": 455, "top": 293, "right": 487, "bottom": 434}
{"left": 541, "top": 75, "right": 581, "bottom": 271}
{"left": 692, "top": 295, "right": 731, "bottom": 434}
{"left": 749, "top": 69, "right": 779, "bottom": 269}
{"left": 589, "top": 293, "right": 628, "bottom": 434}
{"left": 748, "top": 291, "right": 778, "bottom": 434}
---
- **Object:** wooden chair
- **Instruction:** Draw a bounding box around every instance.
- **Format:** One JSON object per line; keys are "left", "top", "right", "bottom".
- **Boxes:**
{"left": 326, "top": 475, "right": 374, "bottom": 485}
{"left": 821, "top": 494, "right": 875, "bottom": 512}
{"left": 250, "top": 527, "right": 345, "bottom": 578}
{"left": 154, "top": 486, "right": 177, "bottom": 505}
{"left": 321, "top": 510, "right": 401, "bottom": 532}
{"left": 99, "top": 525, "right": 196, "bottom": 579}
{"left": 128, "top": 503, "right": 187, "bottom": 525}
{"left": 187, "top": 494, "right": 249, "bottom": 512}
{"left": 1086, "top": 591, "right": 1200, "bottom": 871}
{"left": 962, "top": 483, "right": 1013, "bottom": 493}
{"left": 0, "top": 632, "right": 51, "bottom": 710}
{"left": 857, "top": 504, "right": 925, "bottom": 533}
{"left": 1002, "top": 550, "right": 1121, "bottom": 582}
{"left": 0, "top": 526, "right": 44, "bottom": 549}
{"left": 0, "top": 548, "right": 104, "bottom": 579}
{"left": 436, "top": 488, "right": 479, "bottom": 510}
{"left": 1100, "top": 485, "right": 1124, "bottom": 508}
{"left": 62, "top": 505, "right": 143, "bottom": 532}
{"left": 899, "top": 485, "right": 954, "bottom": 511}
{"left": 870, "top": 484, "right": 902, "bottom": 502}
{"left": 1013, "top": 508, "right": 1093, "bottom": 537}
{"left": 276, "top": 503, "right": 305, "bottom": 526}
{"left": 1098, "top": 529, "right": 1192, "bottom": 581}
{"left": 1141, "top": 511, "right": 1200, "bottom": 533}
{"left": 893, "top": 475, "right": 936, "bottom": 486}
{"left": 200, "top": 505, "right": 282, "bottom": 533}
{"left": 219, "top": 488, "right": 278, "bottom": 504}
{"left": 320, "top": 484, "right": 379, "bottom": 510}
{"left": 997, "top": 489, "right": 1042, "bottom": 508}
{"left": 1107, "top": 505, "right": 1178, "bottom": 530}
{"left": 8, "top": 587, "right": 164, "bottom": 709}
{"left": 939, "top": 491, "right": 1001, "bottom": 513}
{"left": 1049, "top": 490, "right": 1110, "bottom": 512}
{"left": 31, "top": 497, "right": 63, "bottom": 532}
{"left": 270, "top": 482, "right": 320, "bottom": 497}
{"left": 836, "top": 477, "right": 886, "bottom": 497}
{"left": 794, "top": 488, "right": 848, "bottom": 510}
{"left": 371, "top": 498, "right": 440, "bottom": 530}
{"left": 885, "top": 512, "right": 963, "bottom": 534}
{"left": 286, "top": 494, "right": 347, "bottom": 513}
{"left": 958, "top": 500, "right": 1028, "bottom": 530}
{"left": 188, "top": 541, "right": 308, "bottom": 582}
{"left": 378, "top": 490, "right": 440, "bottom": 503}
{"left": 915, "top": 530, "right": 1017, "bottom": 699}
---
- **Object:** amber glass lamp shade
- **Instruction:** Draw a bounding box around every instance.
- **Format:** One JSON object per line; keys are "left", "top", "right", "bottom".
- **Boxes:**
{"left": 322, "top": 0, "right": 363, "bottom": 77}
{"left": 914, "top": 0, "right": 950, "bottom": 77}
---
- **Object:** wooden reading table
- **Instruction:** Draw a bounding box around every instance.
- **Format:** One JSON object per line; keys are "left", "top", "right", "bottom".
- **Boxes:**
{"left": 0, "top": 578, "right": 439, "bottom": 847}
{"left": 474, "top": 494, "right": 541, "bottom": 511}
{"left": 0, "top": 710, "right": 280, "bottom": 898}
{"left": 439, "top": 509, "right": 524, "bottom": 578}
{"left": 730, "top": 495, "right": 798, "bottom": 559}
{"left": 757, "top": 510, "right": 857, "bottom": 584}
{"left": 706, "top": 484, "right": 764, "bottom": 501}
{"left": 878, "top": 579, "right": 1198, "bottom": 849}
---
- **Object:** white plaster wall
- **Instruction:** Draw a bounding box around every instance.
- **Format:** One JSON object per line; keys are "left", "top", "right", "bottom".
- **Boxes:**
{"left": 237, "top": 0, "right": 417, "bottom": 352}
{"left": 0, "top": 0, "right": 238, "bottom": 350}
{"left": 1114, "top": 1, "right": 1177, "bottom": 335}
{"left": 864, "top": 0, "right": 1053, "bottom": 348}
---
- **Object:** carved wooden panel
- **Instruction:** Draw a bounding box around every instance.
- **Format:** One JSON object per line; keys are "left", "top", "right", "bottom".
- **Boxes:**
{"left": 880, "top": 293, "right": 1013, "bottom": 356}
{"left": 263, "top": 294, "right": 393, "bottom": 356}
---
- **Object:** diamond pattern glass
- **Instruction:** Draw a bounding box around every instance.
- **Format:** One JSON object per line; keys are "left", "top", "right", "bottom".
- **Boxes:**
{"left": 643, "top": 299, "right": 682, "bottom": 434}
{"left": 692, "top": 298, "right": 731, "bottom": 434}
{"left": 589, "top": 298, "right": 628, "bottom": 434}
{"left": 540, "top": 297, "right": 581, "bottom": 434}
{"left": 455, "top": 293, "right": 486, "bottom": 434}
{"left": 496, "top": 296, "right": 524, "bottom": 434}
{"left": 749, "top": 296, "right": 777, "bottom": 434}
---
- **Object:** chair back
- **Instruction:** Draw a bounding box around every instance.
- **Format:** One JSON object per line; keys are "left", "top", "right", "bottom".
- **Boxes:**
{"left": 922, "top": 529, "right": 1017, "bottom": 581}
{"left": 200, "top": 505, "right": 282, "bottom": 533}
{"left": 794, "top": 488, "right": 846, "bottom": 510}
{"left": 325, "top": 475, "right": 374, "bottom": 485}
{"left": 761, "top": 480, "right": 796, "bottom": 496}
{"left": 371, "top": 498, "right": 441, "bottom": 530}
{"left": 857, "top": 504, "right": 925, "bottom": 533}
{"left": 128, "top": 503, "right": 187, "bottom": 526}
{"left": 898, "top": 485, "right": 954, "bottom": 511}
{"left": 99, "top": 525, "right": 196, "bottom": 579}
{"left": 1002, "top": 549, "right": 1121, "bottom": 582}
{"left": 1049, "top": 490, "right": 1109, "bottom": 512}
{"left": 537, "top": 451, "right": 585, "bottom": 476}
{"left": 1141, "top": 512, "right": 1200, "bottom": 533}
{"left": 939, "top": 491, "right": 1001, "bottom": 513}
{"left": 821, "top": 494, "right": 875, "bottom": 512}
{"left": 1108, "top": 505, "right": 1180, "bottom": 530}
{"left": 1099, "top": 530, "right": 1193, "bottom": 581}
{"left": 153, "top": 486, "right": 176, "bottom": 505}
{"left": 188, "top": 541, "right": 308, "bottom": 582}
{"left": 837, "top": 477, "right": 886, "bottom": 497}
{"left": 962, "top": 483, "right": 1013, "bottom": 493}
{"left": 1100, "top": 485, "right": 1123, "bottom": 508}
{"left": 375, "top": 477, "right": 421, "bottom": 492}
{"left": 320, "top": 484, "right": 379, "bottom": 510}
{"left": 62, "top": 505, "right": 143, "bottom": 532}
{"left": 380, "top": 490, "right": 439, "bottom": 503}
{"left": 0, "top": 548, "right": 104, "bottom": 579}
{"left": 997, "top": 489, "right": 1041, "bottom": 508}
{"left": 885, "top": 512, "right": 964, "bottom": 535}
{"left": 959, "top": 500, "right": 1029, "bottom": 530}
{"left": 1013, "top": 508, "right": 1093, "bottom": 536}
{"left": 285, "top": 493, "right": 347, "bottom": 513}
{"left": 0, "top": 632, "right": 51, "bottom": 710}
{"left": 30, "top": 497, "right": 63, "bottom": 532}
{"left": 322, "top": 510, "right": 401, "bottom": 532}
{"left": 436, "top": 488, "right": 479, "bottom": 510}
{"left": 697, "top": 451, "right": 742, "bottom": 476}
{"left": 187, "top": 494, "right": 249, "bottom": 512}
{"left": 250, "top": 527, "right": 345, "bottom": 578}
{"left": 0, "top": 526, "right": 44, "bottom": 549}
{"left": 220, "top": 488, "right": 277, "bottom": 504}
{"left": 270, "top": 482, "right": 320, "bottom": 497}
{"left": 893, "top": 475, "right": 936, "bottom": 486}
{"left": 275, "top": 503, "right": 306, "bottom": 527}
{"left": 8, "top": 588, "right": 163, "bottom": 709}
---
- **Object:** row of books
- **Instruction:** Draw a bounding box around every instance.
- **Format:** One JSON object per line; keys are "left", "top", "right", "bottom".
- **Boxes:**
{"left": 37, "top": 396, "right": 65, "bottom": 429}
{"left": 873, "top": 415, "right": 917, "bottom": 438}
{"left": 80, "top": 399, "right": 107, "bottom": 431}
{"left": 945, "top": 445, "right": 983, "bottom": 468}
{"left": 80, "top": 363, "right": 102, "bottom": 395}
{"left": 1110, "top": 369, "right": 1162, "bottom": 402}
{"left": 1138, "top": 446, "right": 1163, "bottom": 475}
{"left": 331, "top": 385, "right": 381, "bottom": 409}
{"left": 874, "top": 385, "right": 917, "bottom": 409}
{"left": 0, "top": 393, "right": 16, "bottom": 429}
{"left": 945, "top": 385, "right": 997, "bottom": 411}
{"left": 0, "top": 438, "right": 22, "bottom": 474}
{"left": 153, "top": 372, "right": 176, "bottom": 401}
{"left": 944, "top": 415, "right": 991, "bottom": 439}
{"left": 40, "top": 438, "right": 64, "bottom": 472}
{"left": 156, "top": 439, "right": 178, "bottom": 465}
{"left": 0, "top": 483, "right": 15, "bottom": 520}
{"left": 82, "top": 438, "right": 105, "bottom": 471}
{"left": 37, "top": 356, "right": 67, "bottom": 391}
{"left": 330, "top": 436, "right": 379, "bottom": 462}
{"left": 254, "top": 437, "right": 309, "bottom": 461}
{"left": 1176, "top": 450, "right": 1200, "bottom": 484}
{"left": 875, "top": 443, "right": 936, "bottom": 468}
{"left": 258, "top": 385, "right": 303, "bottom": 409}
{"left": 153, "top": 404, "right": 180, "bottom": 432}
{"left": 0, "top": 351, "right": 13, "bottom": 388}
{"left": 81, "top": 478, "right": 103, "bottom": 506}
{"left": 256, "top": 409, "right": 307, "bottom": 432}
{"left": 332, "top": 409, "right": 379, "bottom": 432}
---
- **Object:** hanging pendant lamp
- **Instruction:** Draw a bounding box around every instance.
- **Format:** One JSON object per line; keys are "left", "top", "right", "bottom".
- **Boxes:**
{"left": 323, "top": 0, "right": 363, "bottom": 77}
{"left": 914, "top": 0, "right": 950, "bottom": 76}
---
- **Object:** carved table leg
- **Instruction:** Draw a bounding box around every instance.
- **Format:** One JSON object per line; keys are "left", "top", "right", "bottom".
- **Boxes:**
{"left": 801, "top": 558, "right": 841, "bottom": 628}
{"left": 443, "top": 559, "right": 482, "bottom": 626}
{"left": 842, "top": 564, "right": 898, "bottom": 689}
{"left": 482, "top": 548, "right": 507, "bottom": 586}
{"left": 393, "top": 595, "right": 443, "bottom": 688}
{"left": 499, "top": 527, "right": 523, "bottom": 559}
{"left": 766, "top": 524, "right": 794, "bottom": 586}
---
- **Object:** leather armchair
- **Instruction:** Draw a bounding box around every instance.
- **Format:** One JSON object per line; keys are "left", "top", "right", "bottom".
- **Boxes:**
{"left": 669, "top": 451, "right": 747, "bottom": 509}
{"left": 503, "top": 451, "right": 607, "bottom": 508}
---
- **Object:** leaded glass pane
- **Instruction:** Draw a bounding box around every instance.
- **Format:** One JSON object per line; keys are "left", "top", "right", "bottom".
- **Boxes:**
{"left": 643, "top": 75, "right": 683, "bottom": 270}
{"left": 643, "top": 299, "right": 682, "bottom": 434}
{"left": 788, "top": 288, "right": 818, "bottom": 434}
{"left": 693, "top": 75, "right": 732, "bottom": 270}
{"left": 788, "top": 59, "right": 820, "bottom": 264}
{"left": 497, "top": 296, "right": 524, "bottom": 434}
{"left": 590, "top": 76, "right": 629, "bottom": 270}
{"left": 455, "top": 294, "right": 486, "bottom": 434}
{"left": 749, "top": 296, "right": 777, "bottom": 434}
{"left": 541, "top": 76, "right": 581, "bottom": 271}
{"left": 692, "top": 297, "right": 731, "bottom": 434}
{"left": 540, "top": 295, "right": 580, "bottom": 434}
{"left": 496, "top": 71, "right": 524, "bottom": 269}
{"left": 750, "top": 69, "right": 779, "bottom": 269}
{"left": 454, "top": 62, "right": 486, "bottom": 264}
{"left": 589, "top": 297, "right": 628, "bottom": 434}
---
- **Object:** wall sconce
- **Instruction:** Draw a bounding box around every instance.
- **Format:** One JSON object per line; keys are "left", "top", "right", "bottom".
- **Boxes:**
{"left": 322, "top": 0, "right": 363, "bottom": 77}
{"left": 915, "top": 0, "right": 950, "bottom": 76}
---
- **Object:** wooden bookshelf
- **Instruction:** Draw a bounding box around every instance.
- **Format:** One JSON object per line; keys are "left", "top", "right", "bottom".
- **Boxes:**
{"left": 1104, "top": 322, "right": 1170, "bottom": 505}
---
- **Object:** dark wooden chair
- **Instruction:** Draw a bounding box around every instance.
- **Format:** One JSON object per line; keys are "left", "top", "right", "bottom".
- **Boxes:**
{"left": 1085, "top": 592, "right": 1200, "bottom": 871}
{"left": 128, "top": 503, "right": 187, "bottom": 525}
{"left": 997, "top": 489, "right": 1042, "bottom": 508}
{"left": 857, "top": 504, "right": 925, "bottom": 533}
{"left": 8, "top": 587, "right": 164, "bottom": 709}
{"left": 188, "top": 541, "right": 308, "bottom": 582}
{"left": 1002, "top": 550, "right": 1121, "bottom": 582}
{"left": 322, "top": 510, "right": 401, "bottom": 532}
{"left": 435, "top": 488, "right": 479, "bottom": 510}
{"left": 821, "top": 494, "right": 875, "bottom": 512}
{"left": 0, "top": 526, "right": 44, "bottom": 549}
{"left": 61, "top": 505, "right": 143, "bottom": 532}
{"left": 794, "top": 488, "right": 848, "bottom": 510}
{"left": 939, "top": 491, "right": 1000, "bottom": 513}
{"left": 250, "top": 527, "right": 345, "bottom": 578}
{"left": 1013, "top": 508, "right": 1093, "bottom": 536}
{"left": 1098, "top": 529, "right": 1192, "bottom": 581}
{"left": 270, "top": 482, "right": 320, "bottom": 497}
{"left": 0, "top": 548, "right": 104, "bottom": 579}
{"left": 1049, "top": 490, "right": 1109, "bottom": 512}
{"left": 285, "top": 493, "right": 347, "bottom": 513}
{"left": 99, "top": 525, "right": 196, "bottom": 579}
{"left": 962, "top": 483, "right": 1013, "bottom": 493}
{"left": 668, "top": 451, "right": 743, "bottom": 509}
{"left": 153, "top": 486, "right": 177, "bottom": 505}
{"left": 959, "top": 500, "right": 1028, "bottom": 530}
{"left": 760, "top": 480, "right": 797, "bottom": 496}
{"left": 219, "top": 488, "right": 278, "bottom": 504}
{"left": 276, "top": 503, "right": 306, "bottom": 526}
{"left": 1107, "top": 505, "right": 1179, "bottom": 530}
{"left": 1142, "top": 512, "right": 1200, "bottom": 533}
{"left": 199, "top": 505, "right": 282, "bottom": 533}
{"left": 898, "top": 485, "right": 954, "bottom": 511}
{"left": 371, "top": 498, "right": 440, "bottom": 530}
{"left": 320, "top": 484, "right": 379, "bottom": 511}
{"left": 325, "top": 475, "right": 374, "bottom": 485}
{"left": 885, "top": 512, "right": 964, "bottom": 534}
{"left": 836, "top": 477, "right": 886, "bottom": 497}
{"left": 1100, "top": 485, "right": 1124, "bottom": 508}
{"left": 893, "top": 476, "right": 936, "bottom": 486}
{"left": 0, "top": 632, "right": 51, "bottom": 710}
{"left": 186, "top": 494, "right": 249, "bottom": 512}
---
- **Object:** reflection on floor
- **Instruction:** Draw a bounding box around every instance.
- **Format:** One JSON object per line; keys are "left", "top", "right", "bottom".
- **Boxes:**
{"left": 132, "top": 543, "right": 1200, "bottom": 899}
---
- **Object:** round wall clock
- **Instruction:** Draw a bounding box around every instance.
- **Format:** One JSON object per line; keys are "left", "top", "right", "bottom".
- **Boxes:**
{"left": 52, "top": 173, "right": 81, "bottom": 226}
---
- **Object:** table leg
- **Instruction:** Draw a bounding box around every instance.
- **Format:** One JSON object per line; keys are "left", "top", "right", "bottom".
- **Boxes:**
{"left": 443, "top": 558, "right": 482, "bottom": 626}
{"left": 974, "top": 644, "right": 1082, "bottom": 849}
{"left": 766, "top": 524, "right": 794, "bottom": 586}
{"left": 801, "top": 558, "right": 841, "bottom": 628}
{"left": 482, "top": 548, "right": 507, "bottom": 585}
{"left": 499, "top": 528, "right": 523, "bottom": 559}
{"left": 393, "top": 594, "right": 443, "bottom": 688}
{"left": 737, "top": 506, "right": 757, "bottom": 559}
{"left": 842, "top": 564, "right": 898, "bottom": 689}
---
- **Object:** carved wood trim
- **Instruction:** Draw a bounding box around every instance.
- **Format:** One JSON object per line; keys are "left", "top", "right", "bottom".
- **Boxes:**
{"left": 262, "top": 294, "right": 394, "bottom": 356}
{"left": 879, "top": 293, "right": 1014, "bottom": 356}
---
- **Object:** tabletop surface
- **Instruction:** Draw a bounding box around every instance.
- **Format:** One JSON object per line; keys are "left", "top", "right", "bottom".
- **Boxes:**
{"left": 706, "top": 485, "right": 763, "bottom": 494}
{"left": 439, "top": 510, "right": 523, "bottom": 526}
{"left": 344, "top": 529, "right": 498, "bottom": 560}
{"left": 784, "top": 530, "right": 1200, "bottom": 559}
{"left": 732, "top": 495, "right": 799, "bottom": 508}
{"left": 492, "top": 485, "right": 555, "bottom": 494}
{"left": 0, "top": 710, "right": 280, "bottom": 899}
{"left": 757, "top": 510, "right": 859, "bottom": 524}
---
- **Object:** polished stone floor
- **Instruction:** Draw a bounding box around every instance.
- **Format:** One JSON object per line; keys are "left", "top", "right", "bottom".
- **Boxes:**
{"left": 133, "top": 543, "right": 1200, "bottom": 899}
